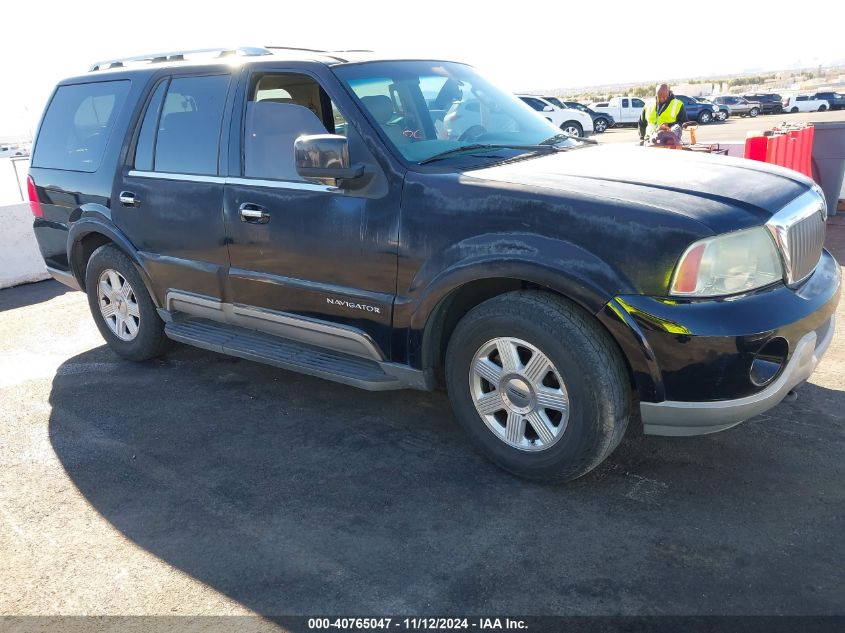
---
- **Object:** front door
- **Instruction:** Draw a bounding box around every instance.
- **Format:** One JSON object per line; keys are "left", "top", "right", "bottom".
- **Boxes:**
{"left": 114, "top": 72, "right": 233, "bottom": 305}
{"left": 222, "top": 68, "right": 401, "bottom": 358}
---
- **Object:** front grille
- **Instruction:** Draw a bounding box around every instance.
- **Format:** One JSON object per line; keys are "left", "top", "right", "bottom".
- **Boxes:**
{"left": 786, "top": 210, "right": 826, "bottom": 283}
{"left": 766, "top": 189, "right": 827, "bottom": 285}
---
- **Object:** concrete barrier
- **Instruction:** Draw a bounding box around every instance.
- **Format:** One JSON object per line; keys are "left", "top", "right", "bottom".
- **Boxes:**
{"left": 0, "top": 157, "right": 50, "bottom": 289}
{"left": 0, "top": 202, "right": 49, "bottom": 289}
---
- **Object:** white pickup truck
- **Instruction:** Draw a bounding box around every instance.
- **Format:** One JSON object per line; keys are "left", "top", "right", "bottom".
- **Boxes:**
{"left": 588, "top": 96, "right": 646, "bottom": 125}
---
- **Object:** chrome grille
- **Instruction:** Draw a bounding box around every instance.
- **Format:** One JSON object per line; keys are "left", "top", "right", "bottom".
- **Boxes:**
{"left": 766, "top": 188, "right": 827, "bottom": 285}
{"left": 787, "top": 210, "right": 826, "bottom": 283}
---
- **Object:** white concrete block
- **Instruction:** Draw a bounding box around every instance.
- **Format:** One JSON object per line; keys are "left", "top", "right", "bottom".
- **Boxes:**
{"left": 0, "top": 202, "right": 50, "bottom": 289}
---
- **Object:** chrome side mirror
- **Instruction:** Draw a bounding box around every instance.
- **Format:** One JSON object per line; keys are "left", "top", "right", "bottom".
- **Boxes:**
{"left": 294, "top": 134, "right": 364, "bottom": 184}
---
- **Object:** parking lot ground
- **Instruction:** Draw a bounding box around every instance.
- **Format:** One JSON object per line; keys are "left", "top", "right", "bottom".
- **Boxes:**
{"left": 595, "top": 108, "right": 845, "bottom": 144}
{"left": 0, "top": 224, "right": 843, "bottom": 622}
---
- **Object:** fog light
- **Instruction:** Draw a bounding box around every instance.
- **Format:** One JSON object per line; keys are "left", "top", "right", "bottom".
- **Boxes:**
{"left": 750, "top": 337, "right": 788, "bottom": 387}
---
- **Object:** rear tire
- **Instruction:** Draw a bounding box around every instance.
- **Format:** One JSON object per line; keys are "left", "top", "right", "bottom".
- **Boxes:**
{"left": 445, "top": 291, "right": 630, "bottom": 481}
{"left": 818, "top": 104, "right": 827, "bottom": 112}
{"left": 85, "top": 244, "right": 171, "bottom": 362}
{"left": 749, "top": 107, "right": 759, "bottom": 117}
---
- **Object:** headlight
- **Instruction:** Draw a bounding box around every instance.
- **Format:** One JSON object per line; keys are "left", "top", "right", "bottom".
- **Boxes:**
{"left": 670, "top": 226, "right": 783, "bottom": 297}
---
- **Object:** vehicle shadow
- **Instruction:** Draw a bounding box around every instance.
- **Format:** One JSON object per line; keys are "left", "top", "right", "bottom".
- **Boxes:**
{"left": 47, "top": 344, "right": 845, "bottom": 619}
{"left": 0, "top": 279, "right": 70, "bottom": 312}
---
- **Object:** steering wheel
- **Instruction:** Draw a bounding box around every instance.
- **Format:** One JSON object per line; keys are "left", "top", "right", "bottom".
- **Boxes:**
{"left": 459, "top": 125, "right": 487, "bottom": 142}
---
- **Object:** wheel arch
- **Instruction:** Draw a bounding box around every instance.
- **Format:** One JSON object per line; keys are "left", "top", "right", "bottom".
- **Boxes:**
{"left": 413, "top": 255, "right": 636, "bottom": 386}
{"left": 67, "top": 209, "right": 160, "bottom": 307}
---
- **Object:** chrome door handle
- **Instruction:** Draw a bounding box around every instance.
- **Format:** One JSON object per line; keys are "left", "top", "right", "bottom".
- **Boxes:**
{"left": 239, "top": 202, "right": 270, "bottom": 224}
{"left": 119, "top": 191, "right": 140, "bottom": 207}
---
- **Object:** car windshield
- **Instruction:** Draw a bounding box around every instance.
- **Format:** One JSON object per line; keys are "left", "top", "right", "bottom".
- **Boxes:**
{"left": 544, "top": 97, "right": 564, "bottom": 108}
{"left": 333, "top": 61, "right": 571, "bottom": 163}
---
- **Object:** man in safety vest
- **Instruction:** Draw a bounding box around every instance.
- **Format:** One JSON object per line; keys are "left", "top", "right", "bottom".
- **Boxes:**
{"left": 638, "top": 84, "right": 687, "bottom": 144}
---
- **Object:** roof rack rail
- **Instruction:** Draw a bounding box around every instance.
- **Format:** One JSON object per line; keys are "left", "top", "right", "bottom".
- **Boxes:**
{"left": 263, "top": 45, "right": 329, "bottom": 53}
{"left": 89, "top": 46, "right": 272, "bottom": 72}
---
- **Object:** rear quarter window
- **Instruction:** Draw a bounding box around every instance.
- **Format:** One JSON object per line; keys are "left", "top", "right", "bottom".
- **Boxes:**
{"left": 32, "top": 80, "right": 130, "bottom": 173}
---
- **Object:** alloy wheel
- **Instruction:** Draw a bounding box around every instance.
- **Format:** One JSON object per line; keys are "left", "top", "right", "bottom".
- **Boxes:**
{"left": 469, "top": 337, "right": 570, "bottom": 451}
{"left": 97, "top": 269, "right": 140, "bottom": 341}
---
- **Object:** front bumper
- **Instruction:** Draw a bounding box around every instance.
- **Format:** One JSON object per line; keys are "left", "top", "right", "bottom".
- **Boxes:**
{"left": 640, "top": 314, "right": 835, "bottom": 436}
{"left": 600, "top": 249, "right": 841, "bottom": 437}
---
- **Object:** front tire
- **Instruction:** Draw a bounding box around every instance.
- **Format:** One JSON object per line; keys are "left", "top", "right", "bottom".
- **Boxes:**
{"left": 697, "top": 111, "right": 712, "bottom": 124}
{"left": 445, "top": 291, "right": 630, "bottom": 481}
{"left": 593, "top": 117, "right": 609, "bottom": 133}
{"left": 560, "top": 121, "right": 583, "bottom": 137}
{"left": 85, "top": 244, "right": 171, "bottom": 361}
{"left": 818, "top": 104, "right": 827, "bottom": 112}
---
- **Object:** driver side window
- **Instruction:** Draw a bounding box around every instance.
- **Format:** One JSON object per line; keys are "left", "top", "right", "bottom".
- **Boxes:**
{"left": 242, "top": 73, "right": 347, "bottom": 181}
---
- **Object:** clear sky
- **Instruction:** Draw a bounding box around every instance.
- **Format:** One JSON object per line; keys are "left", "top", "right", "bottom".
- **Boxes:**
{"left": 1, "top": 0, "right": 841, "bottom": 138}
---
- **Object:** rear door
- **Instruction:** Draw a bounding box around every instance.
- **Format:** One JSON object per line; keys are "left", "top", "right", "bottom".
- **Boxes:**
{"left": 630, "top": 98, "right": 645, "bottom": 122}
{"left": 619, "top": 98, "right": 631, "bottom": 122}
{"left": 113, "top": 71, "right": 233, "bottom": 305}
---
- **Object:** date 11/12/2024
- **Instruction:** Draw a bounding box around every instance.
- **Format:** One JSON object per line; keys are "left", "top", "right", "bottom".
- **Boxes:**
{"left": 307, "top": 617, "right": 528, "bottom": 630}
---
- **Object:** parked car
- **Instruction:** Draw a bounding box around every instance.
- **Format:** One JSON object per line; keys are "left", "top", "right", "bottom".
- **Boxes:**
{"left": 674, "top": 94, "right": 720, "bottom": 124}
{"left": 743, "top": 93, "right": 784, "bottom": 115}
{"left": 811, "top": 92, "right": 845, "bottom": 111}
{"left": 0, "top": 145, "right": 29, "bottom": 157}
{"left": 515, "top": 95, "right": 594, "bottom": 137}
{"left": 561, "top": 100, "right": 615, "bottom": 133}
{"left": 782, "top": 94, "right": 831, "bottom": 113}
{"left": 696, "top": 97, "right": 729, "bottom": 122}
{"left": 713, "top": 96, "right": 761, "bottom": 117}
{"left": 442, "top": 99, "right": 520, "bottom": 140}
{"left": 588, "top": 96, "right": 646, "bottom": 125}
{"left": 29, "top": 47, "right": 839, "bottom": 481}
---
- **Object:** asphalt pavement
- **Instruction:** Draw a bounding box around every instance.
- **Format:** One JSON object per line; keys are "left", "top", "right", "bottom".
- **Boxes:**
{"left": 0, "top": 216, "right": 844, "bottom": 626}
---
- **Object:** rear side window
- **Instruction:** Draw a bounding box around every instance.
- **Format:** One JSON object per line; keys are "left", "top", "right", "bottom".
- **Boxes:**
{"left": 32, "top": 80, "right": 130, "bottom": 172}
{"left": 134, "top": 80, "right": 168, "bottom": 171}
{"left": 152, "top": 75, "right": 229, "bottom": 175}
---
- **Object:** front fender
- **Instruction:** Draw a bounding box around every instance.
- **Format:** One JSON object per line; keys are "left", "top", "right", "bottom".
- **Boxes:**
{"left": 66, "top": 206, "right": 160, "bottom": 306}
{"left": 404, "top": 232, "right": 635, "bottom": 332}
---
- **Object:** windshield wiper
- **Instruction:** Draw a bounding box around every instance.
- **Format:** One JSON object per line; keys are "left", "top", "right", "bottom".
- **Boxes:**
{"left": 541, "top": 133, "right": 597, "bottom": 146}
{"left": 419, "top": 143, "right": 556, "bottom": 165}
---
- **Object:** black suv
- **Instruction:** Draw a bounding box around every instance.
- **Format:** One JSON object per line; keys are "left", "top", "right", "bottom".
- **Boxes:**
{"left": 29, "top": 47, "right": 840, "bottom": 481}
{"left": 811, "top": 92, "right": 845, "bottom": 111}
{"left": 560, "top": 100, "right": 615, "bottom": 133}
{"left": 743, "top": 93, "right": 784, "bottom": 115}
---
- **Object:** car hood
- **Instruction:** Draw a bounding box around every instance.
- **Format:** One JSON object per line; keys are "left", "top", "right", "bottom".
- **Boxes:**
{"left": 464, "top": 144, "right": 810, "bottom": 233}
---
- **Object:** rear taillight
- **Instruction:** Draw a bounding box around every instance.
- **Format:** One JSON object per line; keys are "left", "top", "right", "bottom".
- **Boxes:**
{"left": 27, "top": 176, "right": 43, "bottom": 217}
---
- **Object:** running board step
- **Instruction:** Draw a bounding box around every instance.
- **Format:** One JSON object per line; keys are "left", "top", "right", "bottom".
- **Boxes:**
{"left": 165, "top": 318, "right": 405, "bottom": 391}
